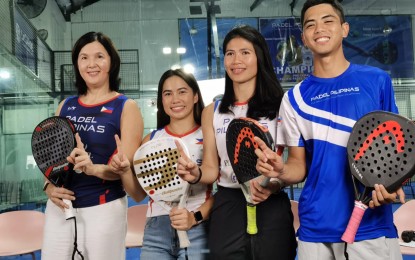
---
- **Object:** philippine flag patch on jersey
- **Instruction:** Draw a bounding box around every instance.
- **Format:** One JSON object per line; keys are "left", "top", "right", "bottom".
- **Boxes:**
{"left": 101, "top": 106, "right": 114, "bottom": 114}
{"left": 277, "top": 116, "right": 282, "bottom": 127}
{"left": 195, "top": 138, "right": 203, "bottom": 145}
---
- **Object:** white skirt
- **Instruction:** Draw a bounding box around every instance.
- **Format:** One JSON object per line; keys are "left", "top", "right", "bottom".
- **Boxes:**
{"left": 41, "top": 196, "right": 127, "bottom": 260}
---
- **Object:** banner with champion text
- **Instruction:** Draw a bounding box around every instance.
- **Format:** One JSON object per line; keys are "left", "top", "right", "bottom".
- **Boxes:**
{"left": 259, "top": 15, "right": 414, "bottom": 83}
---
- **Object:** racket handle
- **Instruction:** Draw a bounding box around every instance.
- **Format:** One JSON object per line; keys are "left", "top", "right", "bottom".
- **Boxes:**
{"left": 260, "top": 177, "right": 270, "bottom": 187}
{"left": 246, "top": 204, "right": 258, "bottom": 235}
{"left": 177, "top": 183, "right": 191, "bottom": 248}
{"left": 178, "top": 230, "right": 190, "bottom": 248}
{"left": 62, "top": 199, "right": 75, "bottom": 220}
{"left": 341, "top": 200, "right": 368, "bottom": 243}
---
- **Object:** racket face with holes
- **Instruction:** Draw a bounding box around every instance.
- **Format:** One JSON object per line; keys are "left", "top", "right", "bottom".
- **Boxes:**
{"left": 348, "top": 111, "right": 415, "bottom": 192}
{"left": 31, "top": 116, "right": 77, "bottom": 187}
{"left": 133, "top": 137, "right": 190, "bottom": 204}
{"left": 226, "top": 117, "right": 275, "bottom": 184}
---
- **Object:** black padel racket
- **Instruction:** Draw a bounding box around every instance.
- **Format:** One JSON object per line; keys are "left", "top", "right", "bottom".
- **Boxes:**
{"left": 226, "top": 117, "right": 275, "bottom": 235}
{"left": 31, "top": 116, "right": 77, "bottom": 219}
{"left": 133, "top": 137, "right": 191, "bottom": 248}
{"left": 31, "top": 116, "right": 84, "bottom": 259}
{"left": 342, "top": 111, "right": 415, "bottom": 243}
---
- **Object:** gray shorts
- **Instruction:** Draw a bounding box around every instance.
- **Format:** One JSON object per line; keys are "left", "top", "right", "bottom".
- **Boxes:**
{"left": 298, "top": 237, "right": 402, "bottom": 260}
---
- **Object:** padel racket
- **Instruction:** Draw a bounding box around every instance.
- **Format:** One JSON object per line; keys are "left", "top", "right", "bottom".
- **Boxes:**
{"left": 31, "top": 116, "right": 77, "bottom": 220}
{"left": 341, "top": 111, "right": 415, "bottom": 243}
{"left": 226, "top": 117, "right": 276, "bottom": 235}
{"left": 31, "top": 116, "right": 84, "bottom": 259}
{"left": 133, "top": 137, "right": 191, "bottom": 248}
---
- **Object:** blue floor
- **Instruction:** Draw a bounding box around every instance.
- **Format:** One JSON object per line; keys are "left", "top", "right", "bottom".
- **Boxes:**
{"left": 1, "top": 186, "right": 415, "bottom": 260}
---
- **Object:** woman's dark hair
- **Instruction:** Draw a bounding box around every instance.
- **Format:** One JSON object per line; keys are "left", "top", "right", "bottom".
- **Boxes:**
{"left": 219, "top": 25, "right": 284, "bottom": 120}
{"left": 71, "top": 32, "right": 121, "bottom": 95}
{"left": 301, "top": 0, "right": 346, "bottom": 28}
{"left": 156, "top": 69, "right": 205, "bottom": 129}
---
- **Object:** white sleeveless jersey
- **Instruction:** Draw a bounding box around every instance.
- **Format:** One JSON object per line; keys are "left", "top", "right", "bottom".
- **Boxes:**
{"left": 146, "top": 126, "right": 212, "bottom": 217}
{"left": 213, "top": 101, "right": 278, "bottom": 189}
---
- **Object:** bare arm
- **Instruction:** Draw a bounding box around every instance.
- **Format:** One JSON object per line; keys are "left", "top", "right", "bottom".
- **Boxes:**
{"left": 110, "top": 133, "right": 147, "bottom": 202}
{"left": 281, "top": 147, "right": 307, "bottom": 184}
{"left": 255, "top": 137, "right": 307, "bottom": 185}
{"left": 114, "top": 100, "right": 146, "bottom": 201}
{"left": 177, "top": 104, "right": 219, "bottom": 184}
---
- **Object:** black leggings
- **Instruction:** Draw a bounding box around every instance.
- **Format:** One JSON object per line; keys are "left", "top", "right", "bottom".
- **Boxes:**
{"left": 208, "top": 187, "right": 297, "bottom": 260}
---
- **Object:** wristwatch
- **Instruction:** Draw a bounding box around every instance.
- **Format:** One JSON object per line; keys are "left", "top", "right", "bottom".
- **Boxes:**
{"left": 193, "top": 211, "right": 203, "bottom": 225}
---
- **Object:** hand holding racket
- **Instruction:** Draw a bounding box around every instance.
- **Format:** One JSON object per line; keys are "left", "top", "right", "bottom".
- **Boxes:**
{"left": 225, "top": 117, "right": 275, "bottom": 235}
{"left": 133, "top": 137, "right": 191, "bottom": 248}
{"left": 341, "top": 111, "right": 415, "bottom": 243}
{"left": 255, "top": 136, "right": 286, "bottom": 179}
{"left": 32, "top": 116, "right": 78, "bottom": 218}
{"left": 32, "top": 116, "right": 85, "bottom": 259}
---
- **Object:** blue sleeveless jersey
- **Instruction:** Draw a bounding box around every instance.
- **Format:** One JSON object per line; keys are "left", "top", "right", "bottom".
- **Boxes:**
{"left": 277, "top": 64, "right": 399, "bottom": 242}
{"left": 60, "top": 95, "right": 127, "bottom": 208}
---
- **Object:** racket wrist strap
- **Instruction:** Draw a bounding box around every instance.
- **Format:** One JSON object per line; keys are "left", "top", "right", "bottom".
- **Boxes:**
{"left": 188, "top": 168, "right": 202, "bottom": 185}
{"left": 43, "top": 181, "right": 50, "bottom": 191}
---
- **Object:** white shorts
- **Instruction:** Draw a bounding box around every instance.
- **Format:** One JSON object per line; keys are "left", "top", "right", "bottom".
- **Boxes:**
{"left": 41, "top": 197, "right": 127, "bottom": 260}
{"left": 298, "top": 237, "right": 402, "bottom": 260}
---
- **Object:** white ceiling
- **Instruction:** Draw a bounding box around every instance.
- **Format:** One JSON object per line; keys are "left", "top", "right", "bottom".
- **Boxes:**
{"left": 74, "top": 0, "right": 415, "bottom": 22}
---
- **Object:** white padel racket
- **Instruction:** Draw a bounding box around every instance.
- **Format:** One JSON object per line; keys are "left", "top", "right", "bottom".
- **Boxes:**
{"left": 133, "top": 137, "right": 191, "bottom": 248}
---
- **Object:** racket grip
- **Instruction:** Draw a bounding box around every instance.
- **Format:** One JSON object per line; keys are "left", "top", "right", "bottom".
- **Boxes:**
{"left": 177, "top": 183, "right": 191, "bottom": 248}
{"left": 260, "top": 177, "right": 270, "bottom": 187}
{"left": 341, "top": 200, "right": 368, "bottom": 243}
{"left": 178, "top": 230, "right": 190, "bottom": 248}
{"left": 62, "top": 199, "right": 75, "bottom": 220}
{"left": 246, "top": 204, "right": 258, "bottom": 235}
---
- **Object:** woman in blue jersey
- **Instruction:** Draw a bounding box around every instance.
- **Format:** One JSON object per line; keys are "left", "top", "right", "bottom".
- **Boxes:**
{"left": 176, "top": 25, "right": 297, "bottom": 259}
{"left": 111, "top": 68, "right": 213, "bottom": 259}
{"left": 41, "top": 31, "right": 144, "bottom": 260}
{"left": 255, "top": 1, "right": 404, "bottom": 260}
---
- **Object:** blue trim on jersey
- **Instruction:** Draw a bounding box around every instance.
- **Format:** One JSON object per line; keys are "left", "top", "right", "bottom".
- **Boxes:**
{"left": 149, "top": 129, "right": 161, "bottom": 140}
{"left": 214, "top": 100, "right": 220, "bottom": 112}
{"left": 287, "top": 90, "right": 353, "bottom": 134}
{"left": 62, "top": 96, "right": 77, "bottom": 108}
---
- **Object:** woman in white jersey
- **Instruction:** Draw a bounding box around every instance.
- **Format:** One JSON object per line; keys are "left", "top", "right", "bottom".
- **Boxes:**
{"left": 111, "top": 68, "right": 213, "bottom": 259}
{"left": 177, "top": 25, "right": 297, "bottom": 259}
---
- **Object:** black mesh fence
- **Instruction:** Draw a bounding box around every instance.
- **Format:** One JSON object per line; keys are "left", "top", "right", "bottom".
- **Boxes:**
{"left": 54, "top": 50, "right": 139, "bottom": 94}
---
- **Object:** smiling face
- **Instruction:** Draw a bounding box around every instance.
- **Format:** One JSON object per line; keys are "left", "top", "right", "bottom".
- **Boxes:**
{"left": 301, "top": 3, "right": 349, "bottom": 58}
{"left": 224, "top": 37, "right": 258, "bottom": 86}
{"left": 77, "top": 41, "right": 111, "bottom": 89}
{"left": 161, "top": 75, "right": 198, "bottom": 122}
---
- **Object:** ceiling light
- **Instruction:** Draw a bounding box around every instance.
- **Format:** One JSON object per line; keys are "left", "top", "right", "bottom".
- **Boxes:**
{"left": 0, "top": 70, "right": 11, "bottom": 79}
{"left": 177, "top": 47, "right": 186, "bottom": 54}
{"left": 183, "top": 64, "right": 195, "bottom": 74}
{"left": 171, "top": 64, "right": 181, "bottom": 70}
{"left": 163, "top": 47, "right": 172, "bottom": 54}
